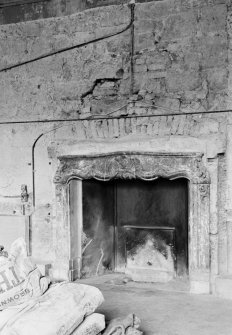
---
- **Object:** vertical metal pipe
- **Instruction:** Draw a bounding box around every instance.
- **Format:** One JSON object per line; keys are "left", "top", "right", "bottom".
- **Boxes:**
{"left": 114, "top": 181, "right": 118, "bottom": 271}
{"left": 32, "top": 133, "right": 44, "bottom": 208}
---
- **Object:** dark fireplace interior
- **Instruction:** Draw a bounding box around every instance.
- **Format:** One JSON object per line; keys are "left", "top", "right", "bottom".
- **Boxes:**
{"left": 78, "top": 178, "right": 188, "bottom": 280}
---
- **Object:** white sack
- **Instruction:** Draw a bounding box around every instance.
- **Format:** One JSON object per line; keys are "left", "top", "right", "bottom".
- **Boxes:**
{"left": 71, "top": 313, "right": 105, "bottom": 335}
{"left": 0, "top": 238, "right": 50, "bottom": 310}
{"left": 1, "top": 282, "right": 104, "bottom": 335}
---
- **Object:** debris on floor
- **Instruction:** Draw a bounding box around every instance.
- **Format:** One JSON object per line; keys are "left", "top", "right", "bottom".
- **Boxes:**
{"left": 103, "top": 313, "right": 143, "bottom": 335}
{"left": 105, "top": 276, "right": 133, "bottom": 286}
{"left": 72, "top": 313, "right": 105, "bottom": 335}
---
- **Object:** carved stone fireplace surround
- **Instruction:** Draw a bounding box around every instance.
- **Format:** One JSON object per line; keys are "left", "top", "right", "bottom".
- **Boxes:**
{"left": 53, "top": 151, "right": 210, "bottom": 294}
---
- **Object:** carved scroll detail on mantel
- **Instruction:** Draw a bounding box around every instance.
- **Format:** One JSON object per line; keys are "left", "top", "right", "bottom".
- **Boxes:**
{"left": 199, "top": 184, "right": 210, "bottom": 200}
{"left": 54, "top": 152, "right": 210, "bottom": 184}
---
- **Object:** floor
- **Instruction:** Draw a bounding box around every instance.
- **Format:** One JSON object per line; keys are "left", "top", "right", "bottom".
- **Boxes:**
{"left": 79, "top": 274, "right": 232, "bottom": 335}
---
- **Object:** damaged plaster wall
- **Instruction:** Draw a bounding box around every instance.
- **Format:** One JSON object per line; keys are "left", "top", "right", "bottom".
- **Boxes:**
{"left": 0, "top": 5, "right": 131, "bottom": 120}
{"left": 0, "top": 0, "right": 232, "bottom": 291}
{"left": 0, "top": 1, "right": 230, "bottom": 119}
{"left": 0, "top": 0, "right": 117, "bottom": 25}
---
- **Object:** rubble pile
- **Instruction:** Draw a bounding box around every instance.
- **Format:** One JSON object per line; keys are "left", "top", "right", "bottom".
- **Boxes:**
{"left": 103, "top": 314, "right": 143, "bottom": 335}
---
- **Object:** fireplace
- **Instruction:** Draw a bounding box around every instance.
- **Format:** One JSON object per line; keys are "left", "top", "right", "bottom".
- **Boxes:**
{"left": 80, "top": 178, "right": 188, "bottom": 281}
{"left": 53, "top": 152, "right": 210, "bottom": 293}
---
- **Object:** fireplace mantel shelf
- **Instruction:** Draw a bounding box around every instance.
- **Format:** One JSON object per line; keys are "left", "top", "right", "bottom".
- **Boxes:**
{"left": 54, "top": 151, "right": 210, "bottom": 185}
{"left": 57, "top": 151, "right": 204, "bottom": 160}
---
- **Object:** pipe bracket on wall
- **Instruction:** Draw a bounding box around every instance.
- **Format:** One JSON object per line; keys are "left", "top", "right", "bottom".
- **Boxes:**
{"left": 20, "top": 184, "right": 31, "bottom": 216}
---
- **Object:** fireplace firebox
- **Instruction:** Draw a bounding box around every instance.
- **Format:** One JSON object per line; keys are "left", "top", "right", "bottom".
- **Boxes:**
{"left": 80, "top": 178, "right": 188, "bottom": 281}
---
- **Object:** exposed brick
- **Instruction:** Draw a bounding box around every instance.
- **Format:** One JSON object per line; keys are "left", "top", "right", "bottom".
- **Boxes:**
{"left": 90, "top": 120, "right": 98, "bottom": 138}
{"left": 96, "top": 120, "right": 104, "bottom": 138}
{"left": 108, "top": 119, "right": 114, "bottom": 138}
{"left": 113, "top": 118, "right": 119, "bottom": 137}
{"left": 102, "top": 119, "right": 109, "bottom": 138}
{"left": 131, "top": 117, "right": 137, "bottom": 134}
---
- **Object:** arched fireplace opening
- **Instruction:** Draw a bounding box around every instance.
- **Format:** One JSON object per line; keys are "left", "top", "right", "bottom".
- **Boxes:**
{"left": 71, "top": 177, "right": 189, "bottom": 282}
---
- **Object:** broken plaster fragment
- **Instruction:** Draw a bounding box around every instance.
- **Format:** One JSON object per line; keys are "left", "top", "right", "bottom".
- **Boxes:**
{"left": 126, "top": 327, "right": 143, "bottom": 335}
